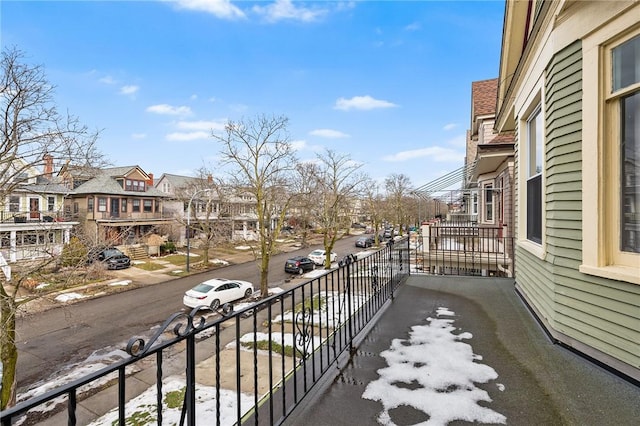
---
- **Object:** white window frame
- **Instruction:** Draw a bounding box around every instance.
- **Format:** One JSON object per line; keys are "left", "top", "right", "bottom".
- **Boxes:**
{"left": 581, "top": 20, "right": 640, "bottom": 285}
{"left": 516, "top": 88, "right": 546, "bottom": 259}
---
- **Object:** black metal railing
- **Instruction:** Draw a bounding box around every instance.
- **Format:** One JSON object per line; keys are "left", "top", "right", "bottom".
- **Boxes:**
{"left": 412, "top": 225, "right": 513, "bottom": 277}
{"left": 0, "top": 210, "right": 67, "bottom": 223}
{"left": 1, "top": 238, "right": 409, "bottom": 426}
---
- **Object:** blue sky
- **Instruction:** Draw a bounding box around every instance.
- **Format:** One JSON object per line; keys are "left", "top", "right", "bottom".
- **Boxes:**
{"left": 2, "top": 0, "right": 504, "bottom": 189}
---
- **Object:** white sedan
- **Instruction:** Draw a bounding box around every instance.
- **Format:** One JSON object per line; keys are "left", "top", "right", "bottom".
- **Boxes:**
{"left": 183, "top": 278, "right": 254, "bottom": 310}
{"left": 308, "top": 249, "right": 337, "bottom": 266}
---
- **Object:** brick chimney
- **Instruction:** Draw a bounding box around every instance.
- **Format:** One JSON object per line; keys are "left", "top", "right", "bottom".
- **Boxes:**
{"left": 43, "top": 154, "right": 53, "bottom": 179}
{"left": 207, "top": 174, "right": 213, "bottom": 184}
{"left": 147, "top": 173, "right": 154, "bottom": 187}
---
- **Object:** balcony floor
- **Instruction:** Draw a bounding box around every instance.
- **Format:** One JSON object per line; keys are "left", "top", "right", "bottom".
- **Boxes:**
{"left": 285, "top": 275, "right": 640, "bottom": 425}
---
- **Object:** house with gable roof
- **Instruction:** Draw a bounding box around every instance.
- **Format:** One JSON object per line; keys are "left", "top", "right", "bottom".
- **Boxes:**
{"left": 155, "top": 172, "right": 259, "bottom": 244}
{"left": 0, "top": 155, "right": 78, "bottom": 264}
{"left": 61, "top": 165, "right": 172, "bottom": 245}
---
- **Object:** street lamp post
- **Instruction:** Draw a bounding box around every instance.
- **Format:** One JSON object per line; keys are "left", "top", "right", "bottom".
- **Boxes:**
{"left": 186, "top": 189, "right": 211, "bottom": 273}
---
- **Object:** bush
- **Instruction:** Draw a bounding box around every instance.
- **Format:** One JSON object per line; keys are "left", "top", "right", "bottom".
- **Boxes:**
{"left": 61, "top": 236, "right": 88, "bottom": 267}
{"left": 160, "top": 242, "right": 177, "bottom": 255}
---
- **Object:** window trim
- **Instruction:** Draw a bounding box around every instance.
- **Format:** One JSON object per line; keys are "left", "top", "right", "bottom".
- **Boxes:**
{"left": 516, "top": 87, "right": 546, "bottom": 259}
{"left": 580, "top": 20, "right": 640, "bottom": 285}
{"left": 525, "top": 104, "right": 544, "bottom": 245}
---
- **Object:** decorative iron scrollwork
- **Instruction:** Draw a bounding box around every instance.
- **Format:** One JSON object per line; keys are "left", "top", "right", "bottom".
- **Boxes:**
{"left": 294, "top": 308, "right": 312, "bottom": 357}
{"left": 126, "top": 305, "right": 220, "bottom": 357}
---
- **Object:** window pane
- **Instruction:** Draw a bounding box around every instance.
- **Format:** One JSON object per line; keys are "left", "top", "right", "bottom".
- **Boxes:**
{"left": 621, "top": 91, "right": 640, "bottom": 253}
{"left": 527, "top": 175, "right": 542, "bottom": 243}
{"left": 613, "top": 34, "right": 640, "bottom": 91}
{"left": 528, "top": 109, "right": 543, "bottom": 176}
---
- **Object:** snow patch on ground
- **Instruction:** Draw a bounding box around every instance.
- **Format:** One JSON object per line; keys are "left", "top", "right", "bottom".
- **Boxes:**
{"left": 210, "top": 258, "right": 230, "bottom": 265}
{"left": 87, "top": 376, "right": 254, "bottom": 426}
{"left": 362, "top": 307, "right": 506, "bottom": 426}
{"left": 108, "top": 280, "right": 132, "bottom": 286}
{"left": 54, "top": 292, "right": 84, "bottom": 302}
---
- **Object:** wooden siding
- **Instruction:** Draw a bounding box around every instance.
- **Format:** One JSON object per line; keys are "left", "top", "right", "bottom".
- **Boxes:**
{"left": 516, "top": 40, "right": 640, "bottom": 375}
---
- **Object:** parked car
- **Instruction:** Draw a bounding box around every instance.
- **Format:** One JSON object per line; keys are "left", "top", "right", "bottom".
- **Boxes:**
{"left": 355, "top": 236, "right": 374, "bottom": 248}
{"left": 308, "top": 249, "right": 337, "bottom": 265}
{"left": 88, "top": 247, "right": 131, "bottom": 270}
{"left": 285, "top": 256, "right": 316, "bottom": 274}
{"left": 383, "top": 228, "right": 394, "bottom": 239}
{"left": 183, "top": 278, "right": 254, "bottom": 310}
{"left": 351, "top": 223, "right": 366, "bottom": 229}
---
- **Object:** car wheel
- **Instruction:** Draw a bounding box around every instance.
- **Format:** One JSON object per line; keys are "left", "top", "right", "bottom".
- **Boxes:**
{"left": 210, "top": 299, "right": 220, "bottom": 310}
{"left": 244, "top": 288, "right": 253, "bottom": 298}
{"left": 298, "top": 267, "right": 304, "bottom": 275}
{"left": 312, "top": 263, "right": 316, "bottom": 270}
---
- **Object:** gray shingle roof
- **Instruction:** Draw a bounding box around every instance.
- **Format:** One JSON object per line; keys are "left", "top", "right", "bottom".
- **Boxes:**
{"left": 70, "top": 166, "right": 168, "bottom": 197}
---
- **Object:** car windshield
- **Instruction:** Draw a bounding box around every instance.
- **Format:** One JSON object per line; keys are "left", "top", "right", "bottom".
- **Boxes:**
{"left": 102, "top": 248, "right": 124, "bottom": 258}
{"left": 191, "top": 283, "right": 214, "bottom": 293}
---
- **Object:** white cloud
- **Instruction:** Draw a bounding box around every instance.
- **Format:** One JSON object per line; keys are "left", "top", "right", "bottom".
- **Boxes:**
{"left": 172, "top": 0, "right": 246, "bottom": 20}
{"left": 190, "top": 94, "right": 198, "bottom": 100}
{"left": 443, "top": 123, "right": 457, "bottom": 131}
{"left": 119, "top": 85, "right": 139, "bottom": 95}
{"left": 253, "top": 0, "right": 328, "bottom": 23}
{"left": 383, "top": 146, "right": 463, "bottom": 163}
{"left": 146, "top": 104, "right": 192, "bottom": 116}
{"left": 309, "top": 129, "right": 349, "bottom": 139}
{"left": 99, "top": 75, "right": 116, "bottom": 85}
{"left": 405, "top": 22, "right": 421, "bottom": 31}
{"left": 334, "top": 95, "right": 398, "bottom": 111}
{"left": 176, "top": 120, "right": 227, "bottom": 132}
{"left": 166, "top": 131, "right": 210, "bottom": 141}
{"left": 131, "top": 133, "right": 147, "bottom": 139}
{"left": 290, "top": 140, "right": 308, "bottom": 151}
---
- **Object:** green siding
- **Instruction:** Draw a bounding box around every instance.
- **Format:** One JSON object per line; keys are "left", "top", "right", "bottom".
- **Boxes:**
{"left": 515, "top": 40, "right": 640, "bottom": 377}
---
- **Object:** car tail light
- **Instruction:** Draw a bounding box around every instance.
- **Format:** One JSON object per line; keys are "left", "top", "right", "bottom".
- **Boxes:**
{"left": 296, "top": 261, "right": 301, "bottom": 266}
{"left": 196, "top": 295, "right": 207, "bottom": 300}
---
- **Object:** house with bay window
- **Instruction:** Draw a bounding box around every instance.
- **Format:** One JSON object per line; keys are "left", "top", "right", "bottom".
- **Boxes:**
{"left": 495, "top": 0, "right": 639, "bottom": 381}
{"left": 62, "top": 166, "right": 172, "bottom": 245}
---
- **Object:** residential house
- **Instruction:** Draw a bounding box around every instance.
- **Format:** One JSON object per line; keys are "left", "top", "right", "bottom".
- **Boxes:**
{"left": 62, "top": 166, "right": 172, "bottom": 246}
{"left": 0, "top": 156, "right": 77, "bottom": 264}
{"left": 495, "top": 0, "right": 639, "bottom": 381}
{"left": 155, "top": 173, "right": 259, "bottom": 243}
{"left": 466, "top": 78, "right": 516, "bottom": 237}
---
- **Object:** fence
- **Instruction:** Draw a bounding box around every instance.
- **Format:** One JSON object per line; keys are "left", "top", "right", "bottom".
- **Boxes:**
{"left": 412, "top": 224, "right": 514, "bottom": 277}
{"left": 1, "top": 239, "right": 409, "bottom": 426}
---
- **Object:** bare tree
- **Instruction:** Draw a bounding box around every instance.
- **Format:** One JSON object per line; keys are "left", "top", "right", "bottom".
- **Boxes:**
{"left": 363, "top": 179, "right": 385, "bottom": 245}
{"left": 290, "top": 161, "right": 321, "bottom": 247}
{"left": 213, "top": 114, "right": 296, "bottom": 297}
{"left": 0, "top": 48, "right": 104, "bottom": 409}
{"left": 385, "top": 173, "right": 413, "bottom": 236}
{"left": 313, "top": 149, "right": 367, "bottom": 268}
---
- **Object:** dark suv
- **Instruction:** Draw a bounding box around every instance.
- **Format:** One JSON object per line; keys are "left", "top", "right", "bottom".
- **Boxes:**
{"left": 285, "top": 256, "right": 315, "bottom": 275}
{"left": 89, "top": 247, "right": 131, "bottom": 270}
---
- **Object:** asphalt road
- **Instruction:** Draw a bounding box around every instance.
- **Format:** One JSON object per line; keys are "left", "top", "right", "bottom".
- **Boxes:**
{"left": 15, "top": 235, "right": 362, "bottom": 392}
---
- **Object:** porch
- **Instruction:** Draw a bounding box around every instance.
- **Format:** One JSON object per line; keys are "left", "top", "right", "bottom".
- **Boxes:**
{"left": 285, "top": 275, "right": 640, "bottom": 425}
{"left": 2, "top": 241, "right": 638, "bottom": 425}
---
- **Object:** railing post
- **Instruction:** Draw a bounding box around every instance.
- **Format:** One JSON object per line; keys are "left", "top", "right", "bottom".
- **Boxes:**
{"left": 185, "top": 334, "right": 196, "bottom": 426}
{"left": 346, "top": 258, "right": 354, "bottom": 354}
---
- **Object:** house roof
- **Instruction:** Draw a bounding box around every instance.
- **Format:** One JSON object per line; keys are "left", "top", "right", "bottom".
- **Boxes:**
{"left": 156, "top": 173, "right": 204, "bottom": 189}
{"left": 70, "top": 167, "right": 167, "bottom": 197}
{"left": 471, "top": 78, "right": 498, "bottom": 119}
{"left": 488, "top": 131, "right": 515, "bottom": 144}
